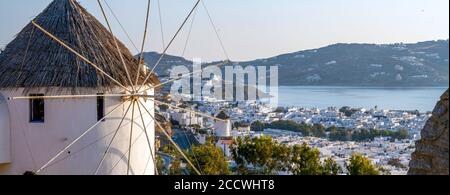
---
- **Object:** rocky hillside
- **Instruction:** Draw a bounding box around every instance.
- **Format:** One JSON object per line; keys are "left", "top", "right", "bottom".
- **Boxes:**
{"left": 142, "top": 40, "right": 449, "bottom": 87}
{"left": 409, "top": 89, "right": 449, "bottom": 175}
{"left": 238, "top": 40, "right": 449, "bottom": 86}
{"left": 140, "top": 52, "right": 192, "bottom": 77}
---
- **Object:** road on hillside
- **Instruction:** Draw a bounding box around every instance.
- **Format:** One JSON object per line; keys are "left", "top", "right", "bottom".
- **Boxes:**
{"left": 172, "top": 128, "right": 200, "bottom": 151}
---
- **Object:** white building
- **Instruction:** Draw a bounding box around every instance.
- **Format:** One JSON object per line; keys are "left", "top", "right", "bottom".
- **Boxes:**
{"left": 212, "top": 111, "right": 233, "bottom": 157}
{"left": 0, "top": 0, "right": 158, "bottom": 175}
{"left": 170, "top": 111, "right": 204, "bottom": 127}
{"left": 216, "top": 139, "right": 234, "bottom": 157}
{"left": 214, "top": 111, "right": 232, "bottom": 138}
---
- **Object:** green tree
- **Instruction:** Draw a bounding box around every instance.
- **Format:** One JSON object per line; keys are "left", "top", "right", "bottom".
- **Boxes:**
{"left": 289, "top": 144, "right": 342, "bottom": 175}
{"left": 162, "top": 145, "right": 178, "bottom": 156}
{"left": 393, "top": 129, "right": 409, "bottom": 140}
{"left": 290, "top": 143, "right": 323, "bottom": 175}
{"left": 267, "top": 120, "right": 311, "bottom": 136}
{"left": 321, "top": 158, "right": 342, "bottom": 175}
{"left": 169, "top": 158, "right": 183, "bottom": 175}
{"left": 188, "top": 143, "right": 232, "bottom": 175}
{"left": 346, "top": 153, "right": 380, "bottom": 175}
{"left": 232, "top": 137, "right": 344, "bottom": 175}
{"left": 268, "top": 141, "right": 291, "bottom": 173}
{"left": 156, "top": 156, "right": 167, "bottom": 175}
{"left": 339, "top": 106, "right": 358, "bottom": 117}
{"left": 231, "top": 136, "right": 289, "bottom": 175}
{"left": 311, "top": 124, "right": 327, "bottom": 138}
{"left": 250, "top": 121, "right": 266, "bottom": 132}
{"left": 329, "top": 128, "right": 351, "bottom": 141}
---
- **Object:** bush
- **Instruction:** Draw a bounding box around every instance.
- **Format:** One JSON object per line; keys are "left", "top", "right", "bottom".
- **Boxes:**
{"left": 250, "top": 121, "right": 266, "bottom": 132}
{"left": 346, "top": 153, "right": 380, "bottom": 175}
{"left": 232, "top": 137, "right": 342, "bottom": 175}
{"left": 188, "top": 143, "right": 232, "bottom": 175}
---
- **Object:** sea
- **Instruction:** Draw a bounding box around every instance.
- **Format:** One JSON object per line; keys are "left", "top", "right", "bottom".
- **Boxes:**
{"left": 272, "top": 86, "right": 448, "bottom": 112}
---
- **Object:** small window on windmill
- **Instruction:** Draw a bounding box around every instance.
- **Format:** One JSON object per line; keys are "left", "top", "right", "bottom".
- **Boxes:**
{"left": 97, "top": 93, "right": 105, "bottom": 122}
{"left": 29, "top": 94, "right": 45, "bottom": 123}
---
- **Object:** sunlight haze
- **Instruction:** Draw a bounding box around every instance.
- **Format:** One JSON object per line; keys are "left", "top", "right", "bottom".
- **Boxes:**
{"left": 0, "top": 0, "right": 448, "bottom": 61}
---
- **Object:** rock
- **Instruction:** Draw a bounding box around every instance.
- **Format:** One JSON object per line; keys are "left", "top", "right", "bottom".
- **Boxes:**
{"left": 408, "top": 89, "right": 449, "bottom": 175}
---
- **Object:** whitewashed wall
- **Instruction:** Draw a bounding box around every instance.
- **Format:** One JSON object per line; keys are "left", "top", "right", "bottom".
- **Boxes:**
{"left": 0, "top": 87, "right": 155, "bottom": 175}
{"left": 0, "top": 95, "right": 11, "bottom": 164}
{"left": 214, "top": 120, "right": 232, "bottom": 137}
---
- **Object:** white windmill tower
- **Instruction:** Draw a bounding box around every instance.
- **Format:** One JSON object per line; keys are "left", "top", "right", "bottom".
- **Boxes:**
{"left": 0, "top": 0, "right": 161, "bottom": 175}
{"left": 0, "top": 0, "right": 229, "bottom": 175}
{"left": 0, "top": 0, "right": 230, "bottom": 175}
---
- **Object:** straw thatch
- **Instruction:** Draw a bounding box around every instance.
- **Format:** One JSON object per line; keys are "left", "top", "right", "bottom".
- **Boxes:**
{"left": 0, "top": 0, "right": 158, "bottom": 92}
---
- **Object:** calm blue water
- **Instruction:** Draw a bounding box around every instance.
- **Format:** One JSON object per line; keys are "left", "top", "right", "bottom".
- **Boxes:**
{"left": 273, "top": 86, "right": 448, "bottom": 112}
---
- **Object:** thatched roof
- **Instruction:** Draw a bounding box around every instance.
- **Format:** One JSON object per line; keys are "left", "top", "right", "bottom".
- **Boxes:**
{"left": 0, "top": 0, "right": 158, "bottom": 91}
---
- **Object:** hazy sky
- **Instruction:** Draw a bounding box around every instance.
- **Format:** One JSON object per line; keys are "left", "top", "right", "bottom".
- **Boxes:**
{"left": 0, "top": 0, "right": 448, "bottom": 61}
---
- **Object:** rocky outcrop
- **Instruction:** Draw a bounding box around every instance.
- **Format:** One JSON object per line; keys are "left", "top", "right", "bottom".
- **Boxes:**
{"left": 409, "top": 89, "right": 449, "bottom": 175}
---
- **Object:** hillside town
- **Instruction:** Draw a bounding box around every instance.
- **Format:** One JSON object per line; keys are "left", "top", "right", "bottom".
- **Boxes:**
{"left": 158, "top": 100, "right": 431, "bottom": 175}
{"left": 265, "top": 130, "right": 415, "bottom": 175}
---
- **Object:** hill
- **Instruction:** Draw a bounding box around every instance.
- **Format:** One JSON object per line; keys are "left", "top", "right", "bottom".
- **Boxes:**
{"left": 141, "top": 40, "right": 449, "bottom": 87}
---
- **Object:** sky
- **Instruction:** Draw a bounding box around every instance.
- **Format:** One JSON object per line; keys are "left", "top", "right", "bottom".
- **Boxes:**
{"left": 0, "top": 0, "right": 448, "bottom": 62}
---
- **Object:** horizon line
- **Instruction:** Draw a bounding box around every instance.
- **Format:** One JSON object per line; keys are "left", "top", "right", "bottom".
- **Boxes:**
{"left": 137, "top": 38, "right": 449, "bottom": 63}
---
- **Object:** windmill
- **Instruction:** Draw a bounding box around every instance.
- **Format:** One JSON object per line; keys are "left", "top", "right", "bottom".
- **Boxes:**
{"left": 0, "top": 0, "right": 229, "bottom": 175}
